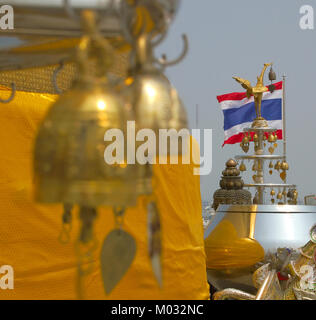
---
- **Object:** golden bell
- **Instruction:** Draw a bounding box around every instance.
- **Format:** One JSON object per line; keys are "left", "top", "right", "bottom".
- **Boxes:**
{"left": 270, "top": 189, "right": 276, "bottom": 196}
{"left": 34, "top": 13, "right": 153, "bottom": 207}
{"left": 268, "top": 134, "right": 274, "bottom": 143}
{"left": 126, "top": 71, "right": 173, "bottom": 131}
{"left": 253, "top": 134, "right": 259, "bottom": 142}
{"left": 293, "top": 190, "right": 298, "bottom": 200}
{"left": 281, "top": 161, "right": 289, "bottom": 171}
{"left": 124, "top": 34, "right": 188, "bottom": 156}
{"left": 274, "top": 161, "right": 281, "bottom": 171}
{"left": 243, "top": 135, "right": 249, "bottom": 144}
{"left": 125, "top": 34, "right": 177, "bottom": 133}
{"left": 34, "top": 80, "right": 147, "bottom": 207}
{"left": 239, "top": 162, "right": 246, "bottom": 172}
{"left": 277, "top": 192, "right": 283, "bottom": 200}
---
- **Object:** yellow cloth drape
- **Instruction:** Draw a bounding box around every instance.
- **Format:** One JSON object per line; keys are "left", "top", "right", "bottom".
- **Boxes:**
{"left": 0, "top": 88, "right": 209, "bottom": 300}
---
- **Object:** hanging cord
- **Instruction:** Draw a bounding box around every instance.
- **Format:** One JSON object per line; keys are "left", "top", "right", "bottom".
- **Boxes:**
{"left": 113, "top": 207, "right": 126, "bottom": 232}
{"left": 75, "top": 206, "right": 98, "bottom": 300}
{"left": 58, "top": 203, "right": 74, "bottom": 244}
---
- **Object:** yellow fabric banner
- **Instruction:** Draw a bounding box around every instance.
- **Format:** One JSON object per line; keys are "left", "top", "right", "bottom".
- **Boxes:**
{"left": 0, "top": 89, "right": 209, "bottom": 300}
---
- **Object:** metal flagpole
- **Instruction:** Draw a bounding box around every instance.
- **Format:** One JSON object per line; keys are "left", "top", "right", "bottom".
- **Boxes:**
{"left": 282, "top": 75, "right": 287, "bottom": 161}
{"left": 282, "top": 75, "right": 287, "bottom": 204}
{"left": 196, "top": 104, "right": 199, "bottom": 128}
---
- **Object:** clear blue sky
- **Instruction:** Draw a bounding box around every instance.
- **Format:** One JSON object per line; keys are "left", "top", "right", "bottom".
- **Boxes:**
{"left": 157, "top": 0, "right": 316, "bottom": 202}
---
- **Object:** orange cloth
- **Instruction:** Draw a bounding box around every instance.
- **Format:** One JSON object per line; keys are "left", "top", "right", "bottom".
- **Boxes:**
{"left": 0, "top": 88, "right": 209, "bottom": 300}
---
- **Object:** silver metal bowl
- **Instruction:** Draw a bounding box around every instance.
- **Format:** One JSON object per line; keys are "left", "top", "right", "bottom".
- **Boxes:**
{"left": 204, "top": 205, "right": 316, "bottom": 293}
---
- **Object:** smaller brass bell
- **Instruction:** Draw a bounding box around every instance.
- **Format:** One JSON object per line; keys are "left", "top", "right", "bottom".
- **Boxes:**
{"left": 239, "top": 162, "right": 246, "bottom": 172}
{"left": 268, "top": 134, "right": 274, "bottom": 143}
{"left": 269, "top": 161, "right": 273, "bottom": 169}
{"left": 277, "top": 191, "right": 283, "bottom": 200}
{"left": 274, "top": 133, "right": 278, "bottom": 141}
{"left": 281, "top": 161, "right": 289, "bottom": 171}
{"left": 269, "top": 66, "right": 276, "bottom": 81}
{"left": 274, "top": 161, "right": 281, "bottom": 171}
{"left": 293, "top": 190, "right": 298, "bottom": 200}
{"left": 270, "top": 189, "right": 276, "bottom": 196}
{"left": 253, "top": 134, "right": 259, "bottom": 142}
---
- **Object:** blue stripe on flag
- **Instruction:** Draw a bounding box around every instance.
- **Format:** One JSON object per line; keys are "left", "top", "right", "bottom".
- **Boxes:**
{"left": 223, "top": 98, "right": 282, "bottom": 130}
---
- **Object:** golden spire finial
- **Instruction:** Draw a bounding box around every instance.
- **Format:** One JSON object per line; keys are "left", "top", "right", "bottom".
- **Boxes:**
{"left": 233, "top": 63, "right": 272, "bottom": 128}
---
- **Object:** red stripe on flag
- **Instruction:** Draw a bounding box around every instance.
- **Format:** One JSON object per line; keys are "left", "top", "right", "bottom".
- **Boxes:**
{"left": 217, "top": 81, "right": 283, "bottom": 103}
{"left": 223, "top": 129, "right": 283, "bottom": 146}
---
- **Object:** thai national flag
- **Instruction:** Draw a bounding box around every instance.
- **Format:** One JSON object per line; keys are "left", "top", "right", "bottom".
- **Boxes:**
{"left": 217, "top": 81, "right": 283, "bottom": 146}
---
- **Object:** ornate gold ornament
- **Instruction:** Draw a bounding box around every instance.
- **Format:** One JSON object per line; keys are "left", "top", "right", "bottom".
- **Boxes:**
{"left": 233, "top": 63, "right": 272, "bottom": 128}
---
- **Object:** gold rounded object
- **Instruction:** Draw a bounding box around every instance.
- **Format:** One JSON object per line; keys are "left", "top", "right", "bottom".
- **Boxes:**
{"left": 277, "top": 192, "right": 283, "bottom": 200}
{"left": 270, "top": 189, "right": 276, "bottom": 196}
{"left": 226, "top": 159, "right": 237, "bottom": 168}
{"left": 274, "top": 161, "right": 281, "bottom": 171}
{"left": 274, "top": 133, "right": 278, "bottom": 141}
{"left": 125, "top": 72, "right": 173, "bottom": 131}
{"left": 34, "top": 81, "right": 151, "bottom": 207}
{"left": 253, "top": 134, "right": 259, "bottom": 142}
{"left": 269, "top": 161, "right": 273, "bottom": 169}
{"left": 293, "top": 190, "right": 298, "bottom": 200}
{"left": 280, "top": 171, "right": 286, "bottom": 182}
{"left": 239, "top": 162, "right": 246, "bottom": 172}
{"left": 268, "top": 134, "right": 274, "bottom": 143}
{"left": 281, "top": 161, "right": 289, "bottom": 171}
{"left": 124, "top": 34, "right": 188, "bottom": 137}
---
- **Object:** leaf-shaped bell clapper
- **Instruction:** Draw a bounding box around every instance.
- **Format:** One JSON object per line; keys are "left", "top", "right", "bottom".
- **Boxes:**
{"left": 34, "top": 12, "right": 139, "bottom": 208}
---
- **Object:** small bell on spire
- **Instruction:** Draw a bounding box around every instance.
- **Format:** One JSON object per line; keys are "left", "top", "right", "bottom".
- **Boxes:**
{"left": 268, "top": 65, "right": 276, "bottom": 93}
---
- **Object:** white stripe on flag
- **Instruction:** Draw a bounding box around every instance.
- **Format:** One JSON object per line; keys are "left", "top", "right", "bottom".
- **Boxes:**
{"left": 224, "top": 120, "right": 283, "bottom": 141}
{"left": 220, "top": 89, "right": 282, "bottom": 111}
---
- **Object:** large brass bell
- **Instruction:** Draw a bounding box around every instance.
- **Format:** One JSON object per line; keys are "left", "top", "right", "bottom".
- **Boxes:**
{"left": 124, "top": 33, "right": 188, "bottom": 135}
{"left": 34, "top": 11, "right": 152, "bottom": 207}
